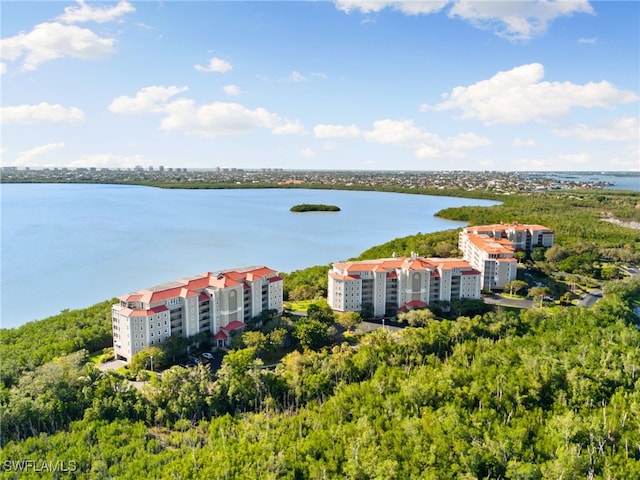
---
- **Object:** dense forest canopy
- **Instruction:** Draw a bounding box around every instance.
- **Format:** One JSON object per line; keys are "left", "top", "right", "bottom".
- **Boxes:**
{"left": 0, "top": 281, "right": 639, "bottom": 478}
{"left": 1, "top": 188, "right": 640, "bottom": 478}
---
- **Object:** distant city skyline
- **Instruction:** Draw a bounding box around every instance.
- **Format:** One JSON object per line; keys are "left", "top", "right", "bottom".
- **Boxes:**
{"left": 1, "top": 1, "right": 638, "bottom": 171}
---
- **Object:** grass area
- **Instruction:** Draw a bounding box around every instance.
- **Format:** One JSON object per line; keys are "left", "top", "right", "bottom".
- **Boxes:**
{"left": 500, "top": 293, "right": 528, "bottom": 299}
{"left": 88, "top": 348, "right": 114, "bottom": 365}
{"left": 284, "top": 299, "right": 316, "bottom": 312}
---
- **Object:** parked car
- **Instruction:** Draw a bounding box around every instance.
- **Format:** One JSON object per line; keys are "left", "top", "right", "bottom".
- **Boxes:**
{"left": 202, "top": 352, "right": 214, "bottom": 359}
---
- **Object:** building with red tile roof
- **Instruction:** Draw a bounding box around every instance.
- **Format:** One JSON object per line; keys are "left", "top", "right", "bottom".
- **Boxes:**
{"left": 112, "top": 266, "right": 283, "bottom": 362}
{"left": 328, "top": 253, "right": 481, "bottom": 316}
{"left": 459, "top": 222, "right": 554, "bottom": 290}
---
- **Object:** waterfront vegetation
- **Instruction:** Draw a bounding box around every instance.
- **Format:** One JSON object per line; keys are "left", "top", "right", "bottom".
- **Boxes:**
{"left": 290, "top": 203, "right": 341, "bottom": 212}
{"left": 1, "top": 185, "right": 640, "bottom": 478}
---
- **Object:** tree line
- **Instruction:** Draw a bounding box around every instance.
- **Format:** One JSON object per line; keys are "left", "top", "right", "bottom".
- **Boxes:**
{"left": 0, "top": 280, "right": 638, "bottom": 478}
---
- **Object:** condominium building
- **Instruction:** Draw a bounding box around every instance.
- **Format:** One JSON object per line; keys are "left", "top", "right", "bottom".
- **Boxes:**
{"left": 328, "top": 254, "right": 481, "bottom": 316}
{"left": 459, "top": 223, "right": 554, "bottom": 290}
{"left": 112, "top": 266, "right": 283, "bottom": 362}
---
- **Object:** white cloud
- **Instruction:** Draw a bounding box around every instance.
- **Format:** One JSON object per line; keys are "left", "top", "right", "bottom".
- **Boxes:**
{"left": 448, "top": 131, "right": 491, "bottom": 150}
{"left": 109, "top": 86, "right": 306, "bottom": 137}
{"left": 314, "top": 124, "right": 361, "bottom": 138}
{"left": 14, "top": 142, "right": 65, "bottom": 166}
{"left": 288, "top": 71, "right": 306, "bottom": 82}
{"left": 223, "top": 85, "right": 243, "bottom": 96}
{"left": 335, "top": 1, "right": 593, "bottom": 41}
{"left": 109, "top": 86, "right": 305, "bottom": 137}
{"left": 424, "top": 63, "right": 639, "bottom": 125}
{"left": 513, "top": 138, "right": 536, "bottom": 147}
{"left": 58, "top": 0, "right": 135, "bottom": 24}
{"left": 160, "top": 99, "right": 305, "bottom": 137}
{"left": 1, "top": 103, "right": 85, "bottom": 124}
{"left": 364, "top": 119, "right": 427, "bottom": 144}
{"left": 448, "top": 0, "right": 593, "bottom": 41}
{"left": 335, "top": 1, "right": 448, "bottom": 15}
{"left": 314, "top": 119, "right": 489, "bottom": 158}
{"left": 194, "top": 57, "right": 232, "bottom": 73}
{"left": 272, "top": 122, "right": 306, "bottom": 136}
{"left": 553, "top": 117, "right": 640, "bottom": 142}
{"left": 0, "top": 22, "right": 115, "bottom": 71}
{"left": 300, "top": 147, "right": 316, "bottom": 157}
{"left": 0, "top": 62, "right": 6, "bottom": 75}
{"left": 578, "top": 37, "right": 597, "bottom": 44}
{"left": 108, "top": 86, "right": 188, "bottom": 114}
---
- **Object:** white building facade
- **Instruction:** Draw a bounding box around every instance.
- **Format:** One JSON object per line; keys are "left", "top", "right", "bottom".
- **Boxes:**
{"left": 459, "top": 223, "right": 554, "bottom": 290}
{"left": 112, "top": 266, "right": 283, "bottom": 362}
{"left": 328, "top": 254, "right": 481, "bottom": 316}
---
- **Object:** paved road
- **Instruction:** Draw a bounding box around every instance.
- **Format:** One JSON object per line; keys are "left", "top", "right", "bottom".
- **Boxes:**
{"left": 577, "top": 288, "right": 603, "bottom": 308}
{"left": 482, "top": 295, "right": 534, "bottom": 309}
{"left": 355, "top": 321, "right": 403, "bottom": 334}
{"left": 97, "top": 359, "right": 126, "bottom": 372}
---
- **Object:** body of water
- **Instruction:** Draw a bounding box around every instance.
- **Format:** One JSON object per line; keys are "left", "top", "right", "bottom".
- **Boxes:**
{"left": 528, "top": 172, "right": 639, "bottom": 191}
{"left": 1, "top": 184, "right": 499, "bottom": 328}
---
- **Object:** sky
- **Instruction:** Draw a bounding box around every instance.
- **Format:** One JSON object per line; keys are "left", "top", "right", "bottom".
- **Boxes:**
{"left": 1, "top": 0, "right": 639, "bottom": 172}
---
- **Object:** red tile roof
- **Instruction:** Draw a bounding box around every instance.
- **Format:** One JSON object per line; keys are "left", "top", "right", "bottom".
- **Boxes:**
{"left": 434, "top": 259, "right": 474, "bottom": 270}
{"left": 223, "top": 320, "right": 245, "bottom": 331}
{"left": 148, "top": 305, "right": 168, "bottom": 314}
{"left": 466, "top": 233, "right": 514, "bottom": 255}
{"left": 405, "top": 300, "right": 427, "bottom": 308}
{"left": 121, "top": 304, "right": 169, "bottom": 318}
{"left": 461, "top": 270, "right": 481, "bottom": 275}
{"left": 330, "top": 272, "right": 361, "bottom": 281}
{"left": 117, "top": 266, "right": 280, "bottom": 308}
{"left": 213, "top": 331, "right": 228, "bottom": 340}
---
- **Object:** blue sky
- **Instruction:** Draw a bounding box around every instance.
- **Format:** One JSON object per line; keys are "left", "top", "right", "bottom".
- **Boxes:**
{"left": 1, "top": 1, "right": 638, "bottom": 171}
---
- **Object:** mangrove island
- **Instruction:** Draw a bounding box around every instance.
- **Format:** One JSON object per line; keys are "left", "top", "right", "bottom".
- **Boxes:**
{"left": 290, "top": 203, "right": 341, "bottom": 212}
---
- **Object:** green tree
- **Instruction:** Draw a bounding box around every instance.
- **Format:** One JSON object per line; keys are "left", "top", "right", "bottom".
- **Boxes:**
{"left": 434, "top": 240, "right": 457, "bottom": 258}
{"left": 307, "top": 301, "right": 335, "bottom": 325}
{"left": 161, "top": 334, "right": 189, "bottom": 364}
{"left": 266, "top": 328, "right": 288, "bottom": 355}
{"left": 531, "top": 247, "right": 547, "bottom": 262}
{"left": 336, "top": 311, "right": 362, "bottom": 332}
{"left": 397, "top": 308, "right": 435, "bottom": 327}
{"left": 600, "top": 263, "right": 619, "bottom": 280}
{"left": 130, "top": 346, "right": 164, "bottom": 373}
{"left": 514, "top": 251, "right": 526, "bottom": 263}
{"left": 294, "top": 318, "right": 330, "bottom": 350}
{"left": 216, "top": 347, "right": 264, "bottom": 411}
{"left": 544, "top": 244, "right": 568, "bottom": 263}
{"left": 528, "top": 286, "right": 551, "bottom": 306}
{"left": 241, "top": 331, "right": 269, "bottom": 357}
{"left": 505, "top": 279, "right": 528, "bottom": 296}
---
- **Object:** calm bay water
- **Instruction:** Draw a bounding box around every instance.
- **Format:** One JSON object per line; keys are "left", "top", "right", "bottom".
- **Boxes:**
{"left": 1, "top": 184, "right": 498, "bottom": 328}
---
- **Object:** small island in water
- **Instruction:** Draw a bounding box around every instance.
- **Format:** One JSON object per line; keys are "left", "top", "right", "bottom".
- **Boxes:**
{"left": 290, "top": 203, "right": 341, "bottom": 213}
